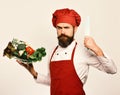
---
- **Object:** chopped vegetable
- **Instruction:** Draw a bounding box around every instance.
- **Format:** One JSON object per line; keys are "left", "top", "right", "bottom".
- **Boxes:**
{"left": 17, "top": 44, "right": 26, "bottom": 50}
{"left": 3, "top": 38, "right": 47, "bottom": 64}
{"left": 25, "top": 46, "right": 35, "bottom": 55}
{"left": 20, "top": 51, "right": 27, "bottom": 59}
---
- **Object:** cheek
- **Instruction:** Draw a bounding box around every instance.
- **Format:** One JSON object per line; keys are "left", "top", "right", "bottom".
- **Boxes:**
{"left": 67, "top": 30, "right": 74, "bottom": 37}
{"left": 57, "top": 31, "right": 61, "bottom": 36}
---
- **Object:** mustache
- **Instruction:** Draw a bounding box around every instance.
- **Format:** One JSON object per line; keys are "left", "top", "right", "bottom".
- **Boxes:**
{"left": 58, "top": 34, "right": 71, "bottom": 39}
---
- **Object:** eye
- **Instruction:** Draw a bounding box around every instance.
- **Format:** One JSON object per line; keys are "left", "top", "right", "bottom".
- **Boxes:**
{"left": 56, "top": 26, "right": 62, "bottom": 30}
{"left": 64, "top": 26, "right": 69, "bottom": 29}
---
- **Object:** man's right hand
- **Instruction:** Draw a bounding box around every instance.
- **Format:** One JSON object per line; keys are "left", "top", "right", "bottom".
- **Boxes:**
{"left": 16, "top": 60, "right": 38, "bottom": 79}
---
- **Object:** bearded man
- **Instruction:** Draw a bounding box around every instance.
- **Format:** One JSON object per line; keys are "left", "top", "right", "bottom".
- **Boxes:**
{"left": 17, "top": 8, "right": 117, "bottom": 95}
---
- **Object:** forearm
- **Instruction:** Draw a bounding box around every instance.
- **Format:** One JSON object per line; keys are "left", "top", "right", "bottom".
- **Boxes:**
{"left": 28, "top": 67, "right": 38, "bottom": 79}
{"left": 88, "top": 52, "right": 117, "bottom": 74}
{"left": 25, "top": 64, "right": 50, "bottom": 85}
{"left": 17, "top": 60, "right": 38, "bottom": 79}
{"left": 93, "top": 47, "right": 117, "bottom": 74}
{"left": 92, "top": 45, "right": 104, "bottom": 56}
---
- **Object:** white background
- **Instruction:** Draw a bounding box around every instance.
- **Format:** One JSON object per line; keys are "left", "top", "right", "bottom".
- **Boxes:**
{"left": 0, "top": 0, "right": 120, "bottom": 95}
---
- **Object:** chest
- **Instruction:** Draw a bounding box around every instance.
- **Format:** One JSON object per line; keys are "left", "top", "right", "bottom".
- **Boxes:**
{"left": 51, "top": 48, "right": 73, "bottom": 61}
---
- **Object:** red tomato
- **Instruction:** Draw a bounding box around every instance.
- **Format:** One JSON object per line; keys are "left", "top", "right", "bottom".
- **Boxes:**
{"left": 25, "top": 46, "right": 35, "bottom": 55}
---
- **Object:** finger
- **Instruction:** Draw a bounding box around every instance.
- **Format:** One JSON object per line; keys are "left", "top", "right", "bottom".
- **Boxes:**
{"left": 16, "top": 60, "right": 28, "bottom": 67}
{"left": 29, "top": 63, "right": 33, "bottom": 67}
{"left": 16, "top": 60, "right": 23, "bottom": 64}
{"left": 84, "top": 35, "right": 91, "bottom": 39}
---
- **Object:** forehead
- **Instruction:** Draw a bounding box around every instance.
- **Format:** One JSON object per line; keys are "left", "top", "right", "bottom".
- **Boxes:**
{"left": 56, "top": 23, "right": 72, "bottom": 27}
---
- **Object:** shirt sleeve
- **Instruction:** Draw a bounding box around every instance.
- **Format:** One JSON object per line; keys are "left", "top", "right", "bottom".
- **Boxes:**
{"left": 34, "top": 73, "right": 51, "bottom": 85}
{"left": 87, "top": 50, "right": 117, "bottom": 74}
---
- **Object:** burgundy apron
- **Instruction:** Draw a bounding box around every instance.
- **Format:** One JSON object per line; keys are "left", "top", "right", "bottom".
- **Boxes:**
{"left": 50, "top": 43, "right": 85, "bottom": 95}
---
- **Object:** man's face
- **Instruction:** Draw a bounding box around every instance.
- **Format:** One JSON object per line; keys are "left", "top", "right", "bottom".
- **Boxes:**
{"left": 56, "top": 23, "right": 77, "bottom": 48}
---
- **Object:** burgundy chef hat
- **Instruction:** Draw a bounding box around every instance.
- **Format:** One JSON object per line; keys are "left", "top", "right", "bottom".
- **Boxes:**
{"left": 52, "top": 8, "right": 81, "bottom": 27}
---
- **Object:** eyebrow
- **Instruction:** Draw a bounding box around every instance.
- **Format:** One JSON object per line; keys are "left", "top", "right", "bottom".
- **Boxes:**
{"left": 56, "top": 26, "right": 70, "bottom": 29}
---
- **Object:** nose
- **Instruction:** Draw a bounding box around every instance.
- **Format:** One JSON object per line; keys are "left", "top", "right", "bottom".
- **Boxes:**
{"left": 61, "top": 28, "right": 65, "bottom": 34}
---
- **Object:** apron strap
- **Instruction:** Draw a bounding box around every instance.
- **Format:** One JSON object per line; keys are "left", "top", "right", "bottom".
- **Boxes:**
{"left": 71, "top": 42, "right": 77, "bottom": 61}
{"left": 50, "top": 45, "right": 58, "bottom": 61}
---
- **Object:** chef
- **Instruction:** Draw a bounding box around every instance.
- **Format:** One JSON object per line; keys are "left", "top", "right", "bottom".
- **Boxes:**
{"left": 17, "top": 8, "right": 117, "bottom": 95}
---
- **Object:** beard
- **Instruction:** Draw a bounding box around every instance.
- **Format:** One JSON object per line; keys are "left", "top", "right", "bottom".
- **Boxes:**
{"left": 57, "top": 34, "right": 74, "bottom": 48}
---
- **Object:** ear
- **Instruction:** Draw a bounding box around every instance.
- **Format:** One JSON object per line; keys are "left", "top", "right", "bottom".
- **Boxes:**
{"left": 74, "top": 26, "right": 78, "bottom": 33}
